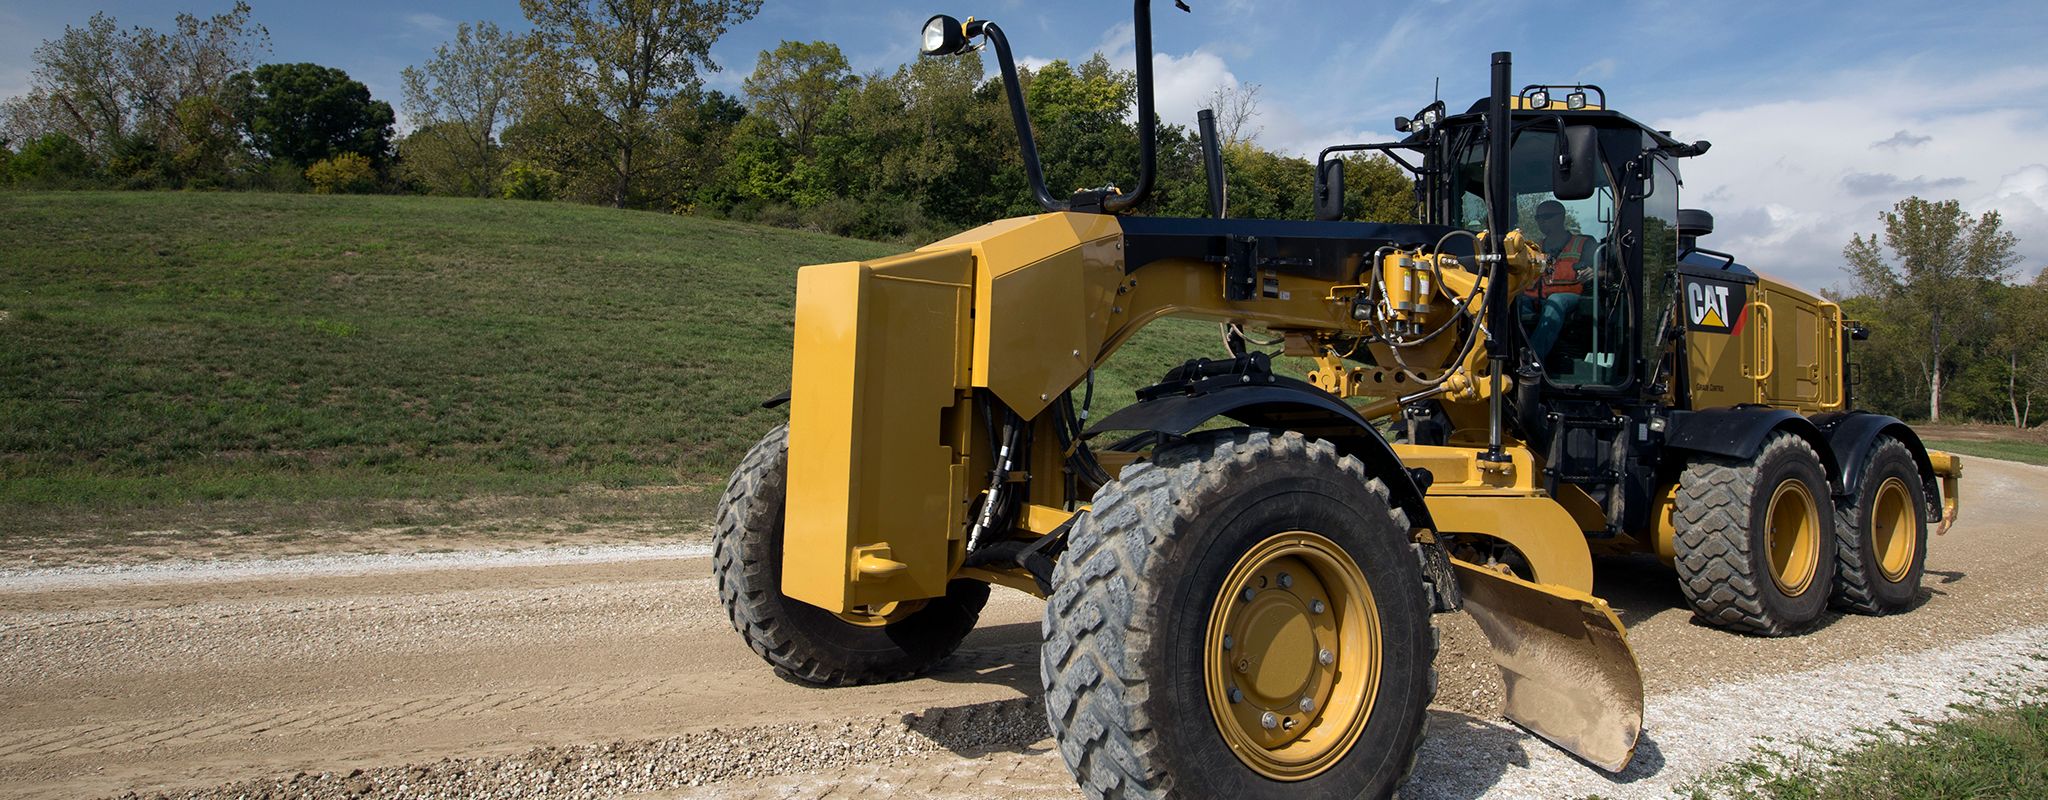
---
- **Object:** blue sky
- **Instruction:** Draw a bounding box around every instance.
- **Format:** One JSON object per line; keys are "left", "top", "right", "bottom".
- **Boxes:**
{"left": 4, "top": 0, "right": 2046, "bottom": 287}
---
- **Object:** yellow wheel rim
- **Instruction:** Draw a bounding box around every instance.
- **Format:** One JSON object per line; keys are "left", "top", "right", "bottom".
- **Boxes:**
{"left": 1871, "top": 477, "right": 1916, "bottom": 582}
{"left": 1204, "top": 531, "right": 1380, "bottom": 781}
{"left": 1765, "top": 479, "right": 1821, "bottom": 596}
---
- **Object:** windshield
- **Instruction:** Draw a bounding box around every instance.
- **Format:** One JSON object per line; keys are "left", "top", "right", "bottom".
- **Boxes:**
{"left": 1451, "top": 125, "right": 1624, "bottom": 387}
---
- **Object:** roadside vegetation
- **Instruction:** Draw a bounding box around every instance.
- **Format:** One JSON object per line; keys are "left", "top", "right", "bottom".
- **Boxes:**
{"left": 0, "top": 191, "right": 1217, "bottom": 551}
{"left": 1678, "top": 692, "right": 2048, "bottom": 800}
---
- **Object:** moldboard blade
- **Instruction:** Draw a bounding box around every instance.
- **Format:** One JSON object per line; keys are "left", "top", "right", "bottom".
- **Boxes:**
{"left": 1452, "top": 559, "right": 1645, "bottom": 772}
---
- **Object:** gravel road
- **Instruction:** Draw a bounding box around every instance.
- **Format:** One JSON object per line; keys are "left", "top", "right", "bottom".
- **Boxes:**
{"left": 2, "top": 457, "right": 2043, "bottom": 800}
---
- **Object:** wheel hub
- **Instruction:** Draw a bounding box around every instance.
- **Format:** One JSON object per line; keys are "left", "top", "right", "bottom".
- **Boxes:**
{"left": 1765, "top": 480, "right": 1820, "bottom": 596}
{"left": 1205, "top": 531, "right": 1380, "bottom": 781}
{"left": 1871, "top": 476, "right": 1916, "bottom": 582}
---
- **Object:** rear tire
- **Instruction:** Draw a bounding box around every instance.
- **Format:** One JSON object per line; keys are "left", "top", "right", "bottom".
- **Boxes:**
{"left": 1830, "top": 437, "right": 1928, "bottom": 614}
{"left": 1673, "top": 432, "right": 1836, "bottom": 636}
{"left": 714, "top": 424, "right": 989, "bottom": 686}
{"left": 1040, "top": 430, "right": 1437, "bottom": 800}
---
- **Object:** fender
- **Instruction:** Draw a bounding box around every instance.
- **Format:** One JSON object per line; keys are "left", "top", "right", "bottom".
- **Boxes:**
{"left": 1664, "top": 407, "right": 1842, "bottom": 493}
{"left": 1085, "top": 355, "right": 1433, "bottom": 530}
{"left": 1810, "top": 411, "right": 1943, "bottom": 519}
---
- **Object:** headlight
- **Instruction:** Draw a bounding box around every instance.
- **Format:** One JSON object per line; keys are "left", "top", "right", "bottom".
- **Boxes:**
{"left": 921, "top": 14, "right": 967, "bottom": 56}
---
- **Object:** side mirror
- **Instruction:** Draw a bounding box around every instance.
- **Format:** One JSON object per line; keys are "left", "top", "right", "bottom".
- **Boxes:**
{"left": 1554, "top": 125, "right": 1600, "bottom": 201}
{"left": 1314, "top": 159, "right": 1345, "bottom": 221}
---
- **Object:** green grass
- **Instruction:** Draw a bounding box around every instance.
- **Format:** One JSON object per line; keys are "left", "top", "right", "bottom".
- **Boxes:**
{"left": 1684, "top": 694, "right": 2048, "bottom": 800}
{"left": 0, "top": 191, "right": 1220, "bottom": 544}
{"left": 1922, "top": 438, "right": 2048, "bottom": 467}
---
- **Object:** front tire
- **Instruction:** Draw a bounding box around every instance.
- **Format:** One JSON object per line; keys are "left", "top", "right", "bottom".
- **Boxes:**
{"left": 1830, "top": 436, "right": 1928, "bottom": 614}
{"left": 714, "top": 424, "right": 989, "bottom": 686}
{"left": 1041, "top": 430, "right": 1436, "bottom": 799}
{"left": 1674, "top": 432, "right": 1837, "bottom": 636}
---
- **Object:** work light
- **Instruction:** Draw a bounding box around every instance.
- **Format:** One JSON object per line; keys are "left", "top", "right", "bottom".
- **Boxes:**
{"left": 921, "top": 15, "right": 968, "bottom": 56}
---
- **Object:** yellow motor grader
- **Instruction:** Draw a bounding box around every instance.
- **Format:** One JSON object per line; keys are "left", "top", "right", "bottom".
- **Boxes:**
{"left": 713, "top": 3, "right": 1963, "bottom": 797}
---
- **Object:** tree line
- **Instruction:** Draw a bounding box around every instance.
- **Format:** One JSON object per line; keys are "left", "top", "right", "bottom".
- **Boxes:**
{"left": 2, "top": 3, "right": 2037, "bottom": 425}
{"left": 1839, "top": 197, "right": 2043, "bottom": 427}
{"left": 0, "top": 1, "right": 1411, "bottom": 243}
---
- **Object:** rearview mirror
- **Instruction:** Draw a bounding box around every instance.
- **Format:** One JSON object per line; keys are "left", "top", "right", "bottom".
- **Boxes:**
{"left": 1554, "top": 125, "right": 1600, "bottom": 201}
{"left": 1314, "top": 159, "right": 1345, "bottom": 221}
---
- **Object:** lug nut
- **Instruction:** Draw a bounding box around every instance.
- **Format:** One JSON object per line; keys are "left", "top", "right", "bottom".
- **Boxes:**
{"left": 1260, "top": 712, "right": 1278, "bottom": 730}
{"left": 1277, "top": 572, "right": 1293, "bottom": 588}
{"left": 1241, "top": 587, "right": 1256, "bottom": 602}
{"left": 1318, "top": 649, "right": 1334, "bottom": 666}
{"left": 1299, "top": 696, "right": 1316, "bottom": 713}
{"left": 1310, "top": 599, "right": 1326, "bottom": 614}
{"left": 1222, "top": 634, "right": 1234, "bottom": 651}
{"left": 1228, "top": 686, "right": 1244, "bottom": 704}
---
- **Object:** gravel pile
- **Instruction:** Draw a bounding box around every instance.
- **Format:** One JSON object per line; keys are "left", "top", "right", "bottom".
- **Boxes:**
{"left": 114, "top": 699, "right": 1048, "bottom": 800}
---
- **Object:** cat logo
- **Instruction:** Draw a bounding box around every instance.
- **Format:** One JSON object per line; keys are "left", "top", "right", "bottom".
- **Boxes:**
{"left": 1684, "top": 277, "right": 1747, "bottom": 334}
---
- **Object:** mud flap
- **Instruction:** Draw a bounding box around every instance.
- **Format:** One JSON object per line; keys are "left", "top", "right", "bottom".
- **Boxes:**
{"left": 1452, "top": 559, "right": 1644, "bottom": 772}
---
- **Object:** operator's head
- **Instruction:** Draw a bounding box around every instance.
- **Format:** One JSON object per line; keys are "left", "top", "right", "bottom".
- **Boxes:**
{"left": 1534, "top": 200, "right": 1569, "bottom": 238}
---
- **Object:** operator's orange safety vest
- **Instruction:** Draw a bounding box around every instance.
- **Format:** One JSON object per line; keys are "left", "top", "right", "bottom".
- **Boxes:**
{"left": 1526, "top": 234, "right": 1592, "bottom": 298}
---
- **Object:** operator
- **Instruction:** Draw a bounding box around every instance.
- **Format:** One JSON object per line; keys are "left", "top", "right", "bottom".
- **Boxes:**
{"left": 1520, "top": 199, "right": 1593, "bottom": 358}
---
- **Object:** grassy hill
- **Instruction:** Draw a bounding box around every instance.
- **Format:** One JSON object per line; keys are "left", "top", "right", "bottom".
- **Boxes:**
{"left": 0, "top": 191, "right": 1215, "bottom": 552}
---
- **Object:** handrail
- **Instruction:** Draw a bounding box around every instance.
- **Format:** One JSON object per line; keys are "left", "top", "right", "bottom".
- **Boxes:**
{"left": 973, "top": 21, "right": 1064, "bottom": 212}
{"left": 1100, "top": 0, "right": 1178, "bottom": 213}
{"left": 1751, "top": 300, "right": 1774, "bottom": 387}
{"left": 1819, "top": 300, "right": 1844, "bottom": 409}
{"left": 968, "top": 1, "right": 1181, "bottom": 214}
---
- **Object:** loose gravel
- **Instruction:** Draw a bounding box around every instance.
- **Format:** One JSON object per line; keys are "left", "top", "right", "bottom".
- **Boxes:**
{"left": 113, "top": 699, "right": 1048, "bottom": 800}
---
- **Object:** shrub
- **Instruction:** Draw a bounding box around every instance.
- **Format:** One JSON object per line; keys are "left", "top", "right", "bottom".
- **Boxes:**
{"left": 498, "top": 160, "right": 561, "bottom": 201}
{"left": 304, "top": 152, "right": 377, "bottom": 194}
{"left": 6, "top": 133, "right": 97, "bottom": 188}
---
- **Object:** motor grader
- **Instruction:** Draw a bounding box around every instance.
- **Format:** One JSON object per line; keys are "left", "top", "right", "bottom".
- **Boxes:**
{"left": 713, "top": 3, "right": 1963, "bottom": 797}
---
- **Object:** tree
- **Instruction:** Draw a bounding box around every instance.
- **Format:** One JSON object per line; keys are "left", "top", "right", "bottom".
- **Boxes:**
{"left": 520, "top": 0, "right": 763, "bottom": 208}
{"left": 0, "top": 4, "right": 265, "bottom": 179}
{"left": 1989, "top": 271, "right": 2048, "bottom": 427}
{"left": 742, "top": 41, "right": 852, "bottom": 158}
{"left": 232, "top": 63, "right": 395, "bottom": 168}
{"left": 1844, "top": 197, "right": 2020, "bottom": 422}
{"left": 1341, "top": 153, "right": 1416, "bottom": 223}
{"left": 1207, "top": 82, "right": 1261, "bottom": 146}
{"left": 400, "top": 21, "right": 525, "bottom": 197}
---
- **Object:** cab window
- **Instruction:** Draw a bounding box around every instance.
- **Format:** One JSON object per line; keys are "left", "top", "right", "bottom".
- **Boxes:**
{"left": 1455, "top": 127, "right": 1624, "bottom": 387}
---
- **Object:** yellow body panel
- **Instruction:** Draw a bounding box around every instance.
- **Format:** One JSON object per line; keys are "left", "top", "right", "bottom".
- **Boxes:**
{"left": 782, "top": 250, "right": 977, "bottom": 612}
{"left": 928, "top": 213, "right": 1127, "bottom": 419}
{"left": 1395, "top": 443, "right": 1596, "bottom": 594}
{"left": 1684, "top": 275, "right": 1844, "bottom": 413}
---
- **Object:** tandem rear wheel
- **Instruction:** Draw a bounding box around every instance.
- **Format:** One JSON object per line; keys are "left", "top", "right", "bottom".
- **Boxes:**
{"left": 1830, "top": 436, "right": 1928, "bottom": 615}
{"left": 1673, "top": 432, "right": 1837, "bottom": 636}
{"left": 1040, "top": 430, "right": 1438, "bottom": 800}
{"left": 713, "top": 424, "right": 989, "bottom": 686}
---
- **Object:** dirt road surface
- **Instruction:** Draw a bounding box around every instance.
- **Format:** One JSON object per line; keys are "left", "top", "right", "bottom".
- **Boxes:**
{"left": 3, "top": 457, "right": 2045, "bottom": 800}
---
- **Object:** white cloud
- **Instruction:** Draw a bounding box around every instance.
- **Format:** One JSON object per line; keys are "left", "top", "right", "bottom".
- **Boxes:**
{"left": 1976, "top": 164, "right": 2048, "bottom": 277}
{"left": 1577, "top": 58, "right": 1617, "bottom": 81}
{"left": 1150, "top": 49, "right": 1237, "bottom": 132}
{"left": 402, "top": 12, "right": 454, "bottom": 40}
{"left": 1652, "top": 64, "right": 2048, "bottom": 289}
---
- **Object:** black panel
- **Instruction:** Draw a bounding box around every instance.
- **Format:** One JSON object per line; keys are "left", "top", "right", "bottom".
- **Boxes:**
{"left": 1118, "top": 216, "right": 1466, "bottom": 282}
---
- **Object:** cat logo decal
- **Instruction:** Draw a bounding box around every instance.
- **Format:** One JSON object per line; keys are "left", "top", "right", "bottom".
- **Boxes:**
{"left": 1684, "top": 277, "right": 1747, "bottom": 335}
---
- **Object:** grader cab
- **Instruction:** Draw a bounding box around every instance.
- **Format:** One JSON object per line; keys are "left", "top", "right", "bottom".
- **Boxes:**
{"left": 714, "top": 3, "right": 1962, "bottom": 797}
